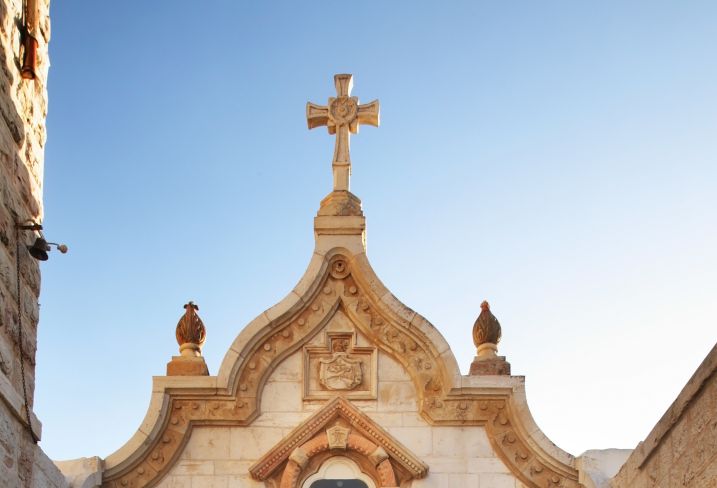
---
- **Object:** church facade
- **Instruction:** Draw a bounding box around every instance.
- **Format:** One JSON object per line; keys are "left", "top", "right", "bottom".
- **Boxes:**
{"left": 1, "top": 3, "right": 716, "bottom": 486}
{"left": 79, "top": 75, "right": 594, "bottom": 488}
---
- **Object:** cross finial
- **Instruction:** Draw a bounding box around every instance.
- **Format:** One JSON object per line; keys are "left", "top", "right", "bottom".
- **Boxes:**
{"left": 307, "top": 74, "right": 380, "bottom": 192}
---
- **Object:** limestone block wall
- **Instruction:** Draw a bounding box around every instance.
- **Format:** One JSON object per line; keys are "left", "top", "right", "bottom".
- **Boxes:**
{"left": 610, "top": 344, "right": 717, "bottom": 488}
{"left": 0, "top": 0, "right": 66, "bottom": 486}
{"left": 156, "top": 347, "right": 526, "bottom": 488}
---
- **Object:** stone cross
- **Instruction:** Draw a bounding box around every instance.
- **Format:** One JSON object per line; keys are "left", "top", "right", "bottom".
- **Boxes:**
{"left": 307, "top": 74, "right": 380, "bottom": 192}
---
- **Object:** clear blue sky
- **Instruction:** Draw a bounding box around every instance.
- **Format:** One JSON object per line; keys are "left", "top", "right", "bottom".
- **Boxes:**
{"left": 38, "top": 1, "right": 716, "bottom": 461}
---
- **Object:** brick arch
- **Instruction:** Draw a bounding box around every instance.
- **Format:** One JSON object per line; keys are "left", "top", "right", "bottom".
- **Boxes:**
{"left": 280, "top": 432, "right": 397, "bottom": 488}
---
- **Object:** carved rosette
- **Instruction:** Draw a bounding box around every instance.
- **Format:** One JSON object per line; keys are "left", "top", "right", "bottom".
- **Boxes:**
{"left": 328, "top": 96, "right": 359, "bottom": 127}
{"left": 176, "top": 301, "right": 206, "bottom": 357}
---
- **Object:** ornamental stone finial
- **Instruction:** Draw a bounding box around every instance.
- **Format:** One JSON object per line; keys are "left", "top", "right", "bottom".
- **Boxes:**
{"left": 470, "top": 300, "right": 511, "bottom": 376}
{"left": 167, "top": 301, "right": 209, "bottom": 376}
{"left": 176, "top": 301, "right": 206, "bottom": 356}
{"left": 472, "top": 301, "right": 501, "bottom": 348}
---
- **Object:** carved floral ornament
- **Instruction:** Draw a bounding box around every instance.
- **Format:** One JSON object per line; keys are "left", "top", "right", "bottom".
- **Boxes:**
{"left": 101, "top": 254, "right": 579, "bottom": 488}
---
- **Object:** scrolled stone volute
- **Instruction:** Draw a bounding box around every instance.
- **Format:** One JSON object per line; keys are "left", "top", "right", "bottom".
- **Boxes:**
{"left": 472, "top": 300, "right": 501, "bottom": 348}
{"left": 176, "top": 301, "right": 206, "bottom": 357}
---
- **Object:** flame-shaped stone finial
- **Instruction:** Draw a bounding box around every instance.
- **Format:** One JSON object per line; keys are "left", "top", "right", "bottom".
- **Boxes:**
{"left": 472, "top": 301, "right": 502, "bottom": 348}
{"left": 167, "top": 301, "right": 209, "bottom": 376}
{"left": 469, "top": 300, "right": 510, "bottom": 375}
{"left": 175, "top": 301, "right": 206, "bottom": 356}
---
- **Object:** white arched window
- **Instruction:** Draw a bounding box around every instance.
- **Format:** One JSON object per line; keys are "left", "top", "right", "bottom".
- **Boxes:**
{"left": 302, "top": 456, "right": 377, "bottom": 488}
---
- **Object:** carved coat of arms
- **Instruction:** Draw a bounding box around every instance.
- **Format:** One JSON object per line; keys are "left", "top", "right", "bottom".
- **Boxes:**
{"left": 319, "top": 353, "right": 362, "bottom": 390}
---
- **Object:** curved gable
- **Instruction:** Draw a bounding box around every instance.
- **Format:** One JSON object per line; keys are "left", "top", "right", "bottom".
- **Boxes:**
{"left": 100, "top": 231, "right": 579, "bottom": 488}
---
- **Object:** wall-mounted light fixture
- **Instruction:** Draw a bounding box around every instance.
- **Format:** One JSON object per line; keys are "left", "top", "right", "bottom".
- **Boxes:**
{"left": 16, "top": 221, "right": 67, "bottom": 261}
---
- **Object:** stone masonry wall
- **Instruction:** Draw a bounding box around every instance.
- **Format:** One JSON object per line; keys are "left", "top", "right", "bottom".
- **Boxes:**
{"left": 610, "top": 344, "right": 717, "bottom": 488}
{"left": 0, "top": 0, "right": 66, "bottom": 486}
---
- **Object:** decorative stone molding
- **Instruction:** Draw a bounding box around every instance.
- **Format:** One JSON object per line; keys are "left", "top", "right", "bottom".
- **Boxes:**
{"left": 100, "top": 250, "right": 579, "bottom": 488}
{"left": 249, "top": 396, "right": 426, "bottom": 487}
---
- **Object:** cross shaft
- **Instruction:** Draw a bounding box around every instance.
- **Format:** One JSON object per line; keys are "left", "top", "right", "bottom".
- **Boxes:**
{"left": 307, "top": 74, "right": 379, "bottom": 192}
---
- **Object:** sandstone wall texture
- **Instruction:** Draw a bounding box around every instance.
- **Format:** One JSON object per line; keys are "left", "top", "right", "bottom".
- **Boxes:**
{"left": 0, "top": 0, "right": 66, "bottom": 486}
{"left": 611, "top": 343, "right": 717, "bottom": 488}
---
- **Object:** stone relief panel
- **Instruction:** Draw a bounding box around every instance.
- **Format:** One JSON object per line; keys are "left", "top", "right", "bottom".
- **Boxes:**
{"left": 303, "top": 311, "right": 377, "bottom": 400}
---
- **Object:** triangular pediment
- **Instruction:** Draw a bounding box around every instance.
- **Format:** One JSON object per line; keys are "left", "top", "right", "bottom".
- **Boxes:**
{"left": 249, "top": 396, "right": 428, "bottom": 483}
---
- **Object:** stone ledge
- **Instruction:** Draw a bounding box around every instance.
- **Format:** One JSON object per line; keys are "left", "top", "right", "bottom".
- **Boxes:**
{"left": 314, "top": 215, "right": 366, "bottom": 235}
{"left": 0, "top": 367, "right": 42, "bottom": 440}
